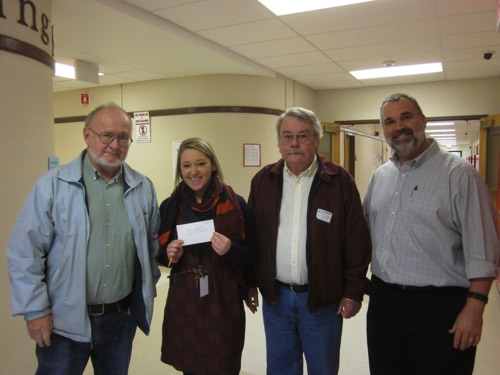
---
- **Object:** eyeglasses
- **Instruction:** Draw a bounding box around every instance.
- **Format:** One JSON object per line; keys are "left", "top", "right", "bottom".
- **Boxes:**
{"left": 280, "top": 133, "right": 315, "bottom": 145}
{"left": 87, "top": 127, "right": 133, "bottom": 147}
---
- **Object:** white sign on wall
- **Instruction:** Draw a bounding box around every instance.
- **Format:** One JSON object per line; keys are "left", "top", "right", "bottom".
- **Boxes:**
{"left": 134, "top": 111, "right": 151, "bottom": 143}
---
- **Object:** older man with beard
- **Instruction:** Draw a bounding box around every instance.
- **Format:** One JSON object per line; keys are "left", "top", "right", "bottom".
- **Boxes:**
{"left": 7, "top": 103, "right": 160, "bottom": 375}
{"left": 363, "top": 93, "right": 500, "bottom": 375}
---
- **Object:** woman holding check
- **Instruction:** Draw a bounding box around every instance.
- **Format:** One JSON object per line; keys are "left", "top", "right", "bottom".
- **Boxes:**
{"left": 158, "top": 138, "right": 256, "bottom": 375}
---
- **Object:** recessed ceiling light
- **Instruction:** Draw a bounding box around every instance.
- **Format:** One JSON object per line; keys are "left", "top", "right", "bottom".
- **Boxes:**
{"left": 350, "top": 62, "right": 443, "bottom": 80}
{"left": 55, "top": 62, "right": 104, "bottom": 79}
{"left": 55, "top": 62, "right": 75, "bottom": 79}
{"left": 258, "top": 0, "right": 373, "bottom": 16}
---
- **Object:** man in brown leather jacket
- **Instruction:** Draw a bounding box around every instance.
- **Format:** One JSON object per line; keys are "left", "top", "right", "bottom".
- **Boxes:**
{"left": 247, "top": 107, "right": 371, "bottom": 375}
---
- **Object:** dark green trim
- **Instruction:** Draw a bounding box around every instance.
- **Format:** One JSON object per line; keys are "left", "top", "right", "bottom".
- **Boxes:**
{"left": 54, "top": 106, "right": 284, "bottom": 123}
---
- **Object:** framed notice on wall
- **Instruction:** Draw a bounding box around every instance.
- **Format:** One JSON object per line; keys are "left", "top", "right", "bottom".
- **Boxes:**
{"left": 243, "top": 143, "right": 261, "bottom": 167}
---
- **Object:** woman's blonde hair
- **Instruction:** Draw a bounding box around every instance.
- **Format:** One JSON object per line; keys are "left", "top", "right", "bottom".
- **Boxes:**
{"left": 174, "top": 138, "right": 224, "bottom": 186}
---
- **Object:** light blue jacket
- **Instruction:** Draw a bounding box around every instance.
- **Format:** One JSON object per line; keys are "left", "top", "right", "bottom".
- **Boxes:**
{"left": 7, "top": 151, "right": 161, "bottom": 342}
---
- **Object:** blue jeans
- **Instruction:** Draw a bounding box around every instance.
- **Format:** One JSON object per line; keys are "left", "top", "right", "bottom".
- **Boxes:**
{"left": 35, "top": 311, "right": 137, "bottom": 375}
{"left": 263, "top": 284, "right": 343, "bottom": 375}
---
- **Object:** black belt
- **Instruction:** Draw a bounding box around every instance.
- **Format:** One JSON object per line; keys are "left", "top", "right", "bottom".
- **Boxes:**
{"left": 88, "top": 298, "right": 129, "bottom": 316}
{"left": 373, "top": 275, "right": 435, "bottom": 291}
{"left": 391, "top": 284, "right": 436, "bottom": 291}
{"left": 276, "top": 280, "right": 309, "bottom": 293}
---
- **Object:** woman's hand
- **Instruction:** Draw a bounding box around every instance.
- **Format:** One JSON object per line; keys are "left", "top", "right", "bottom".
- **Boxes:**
{"left": 211, "top": 232, "right": 231, "bottom": 255}
{"left": 167, "top": 239, "right": 184, "bottom": 265}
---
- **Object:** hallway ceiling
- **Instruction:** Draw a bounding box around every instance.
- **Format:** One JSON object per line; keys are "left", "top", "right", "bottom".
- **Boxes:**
{"left": 52, "top": 0, "right": 500, "bottom": 92}
{"left": 51, "top": 0, "right": 500, "bottom": 146}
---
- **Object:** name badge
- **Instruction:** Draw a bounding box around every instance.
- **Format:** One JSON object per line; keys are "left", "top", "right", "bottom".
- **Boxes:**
{"left": 316, "top": 208, "right": 332, "bottom": 223}
{"left": 199, "top": 275, "right": 209, "bottom": 297}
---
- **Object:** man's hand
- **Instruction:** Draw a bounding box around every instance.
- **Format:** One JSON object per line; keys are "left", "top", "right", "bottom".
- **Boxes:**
{"left": 245, "top": 287, "right": 260, "bottom": 314}
{"left": 448, "top": 299, "right": 485, "bottom": 350}
{"left": 337, "top": 298, "right": 361, "bottom": 319}
{"left": 449, "top": 278, "right": 493, "bottom": 350}
{"left": 27, "top": 314, "right": 53, "bottom": 347}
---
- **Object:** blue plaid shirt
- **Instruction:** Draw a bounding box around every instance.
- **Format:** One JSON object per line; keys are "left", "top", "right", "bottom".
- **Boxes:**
{"left": 364, "top": 139, "right": 499, "bottom": 287}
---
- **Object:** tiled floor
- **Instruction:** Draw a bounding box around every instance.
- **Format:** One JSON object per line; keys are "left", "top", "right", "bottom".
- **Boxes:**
{"left": 85, "top": 268, "right": 500, "bottom": 374}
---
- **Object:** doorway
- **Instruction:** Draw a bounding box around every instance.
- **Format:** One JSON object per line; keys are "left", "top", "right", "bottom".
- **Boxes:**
{"left": 344, "top": 134, "right": 355, "bottom": 178}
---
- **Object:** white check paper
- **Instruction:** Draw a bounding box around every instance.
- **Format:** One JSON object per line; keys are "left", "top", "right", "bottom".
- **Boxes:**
{"left": 176, "top": 220, "right": 215, "bottom": 246}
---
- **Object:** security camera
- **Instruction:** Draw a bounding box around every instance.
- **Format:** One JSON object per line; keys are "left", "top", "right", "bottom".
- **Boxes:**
{"left": 483, "top": 52, "right": 494, "bottom": 60}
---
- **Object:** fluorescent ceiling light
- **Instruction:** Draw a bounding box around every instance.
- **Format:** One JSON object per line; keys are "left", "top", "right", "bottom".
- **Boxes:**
{"left": 425, "top": 129, "right": 455, "bottom": 133}
{"left": 258, "top": 0, "right": 373, "bottom": 16}
{"left": 427, "top": 121, "right": 455, "bottom": 126}
{"left": 55, "top": 62, "right": 75, "bottom": 79}
{"left": 350, "top": 62, "right": 443, "bottom": 80}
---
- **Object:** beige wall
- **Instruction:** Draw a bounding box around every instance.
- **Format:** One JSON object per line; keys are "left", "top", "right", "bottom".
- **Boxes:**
{"left": 315, "top": 77, "right": 500, "bottom": 199}
{"left": 315, "top": 77, "right": 500, "bottom": 122}
{"left": 53, "top": 74, "right": 500, "bottom": 208}
{"left": 55, "top": 112, "right": 281, "bottom": 200}
{"left": 53, "top": 74, "right": 316, "bottom": 200}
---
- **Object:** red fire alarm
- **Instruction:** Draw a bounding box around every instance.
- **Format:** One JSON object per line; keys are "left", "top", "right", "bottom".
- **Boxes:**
{"left": 81, "top": 93, "right": 90, "bottom": 105}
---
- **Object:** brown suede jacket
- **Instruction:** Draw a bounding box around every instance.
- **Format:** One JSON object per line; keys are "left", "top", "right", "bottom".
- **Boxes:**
{"left": 248, "top": 155, "right": 371, "bottom": 312}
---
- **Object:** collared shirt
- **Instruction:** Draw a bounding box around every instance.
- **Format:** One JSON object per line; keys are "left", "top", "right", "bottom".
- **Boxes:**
{"left": 364, "top": 139, "right": 499, "bottom": 287}
{"left": 276, "top": 157, "right": 318, "bottom": 285}
{"left": 83, "top": 155, "right": 135, "bottom": 304}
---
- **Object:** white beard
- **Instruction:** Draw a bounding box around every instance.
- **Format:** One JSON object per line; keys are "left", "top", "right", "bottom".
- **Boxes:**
{"left": 87, "top": 148, "right": 124, "bottom": 168}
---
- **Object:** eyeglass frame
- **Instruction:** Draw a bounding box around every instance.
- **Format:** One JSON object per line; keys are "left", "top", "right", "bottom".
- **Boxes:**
{"left": 279, "top": 132, "right": 316, "bottom": 145}
{"left": 87, "top": 127, "right": 133, "bottom": 147}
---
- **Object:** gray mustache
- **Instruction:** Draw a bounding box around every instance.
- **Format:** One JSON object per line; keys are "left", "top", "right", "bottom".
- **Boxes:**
{"left": 392, "top": 128, "right": 414, "bottom": 139}
{"left": 288, "top": 149, "right": 305, "bottom": 155}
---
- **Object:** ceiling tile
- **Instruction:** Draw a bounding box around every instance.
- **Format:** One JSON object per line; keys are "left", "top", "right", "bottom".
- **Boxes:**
{"left": 436, "top": 0, "right": 497, "bottom": 16}
{"left": 255, "top": 52, "right": 332, "bottom": 69}
{"left": 231, "top": 37, "right": 317, "bottom": 59}
{"left": 439, "top": 12, "right": 499, "bottom": 35}
{"left": 276, "top": 63, "right": 344, "bottom": 77}
{"left": 198, "top": 19, "right": 297, "bottom": 46}
{"left": 152, "top": 0, "right": 272, "bottom": 31}
{"left": 280, "top": 0, "right": 436, "bottom": 35}
{"left": 306, "top": 19, "right": 438, "bottom": 50}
